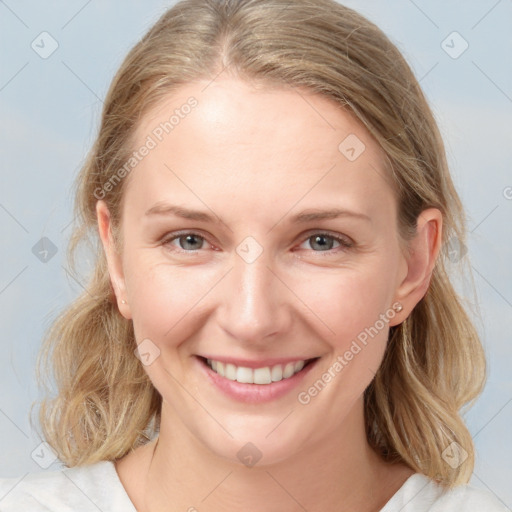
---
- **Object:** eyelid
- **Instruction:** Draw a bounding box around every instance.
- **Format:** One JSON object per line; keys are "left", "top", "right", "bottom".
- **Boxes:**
{"left": 295, "top": 230, "right": 354, "bottom": 256}
{"left": 161, "top": 230, "right": 214, "bottom": 251}
{"left": 300, "top": 229, "right": 354, "bottom": 247}
{"left": 161, "top": 229, "right": 355, "bottom": 256}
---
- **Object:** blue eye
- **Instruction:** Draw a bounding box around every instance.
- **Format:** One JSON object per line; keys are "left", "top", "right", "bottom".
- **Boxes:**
{"left": 162, "top": 231, "right": 353, "bottom": 255}
{"left": 300, "top": 233, "right": 353, "bottom": 252}
{"left": 164, "top": 232, "right": 207, "bottom": 252}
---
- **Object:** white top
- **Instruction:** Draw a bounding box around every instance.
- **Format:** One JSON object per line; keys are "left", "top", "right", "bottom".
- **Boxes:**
{"left": 0, "top": 460, "right": 508, "bottom": 511}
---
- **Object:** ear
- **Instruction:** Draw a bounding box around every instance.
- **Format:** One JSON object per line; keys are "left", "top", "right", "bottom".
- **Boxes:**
{"left": 389, "top": 208, "right": 443, "bottom": 326}
{"left": 96, "top": 200, "right": 132, "bottom": 320}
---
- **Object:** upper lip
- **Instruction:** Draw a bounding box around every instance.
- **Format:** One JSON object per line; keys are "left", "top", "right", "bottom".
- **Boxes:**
{"left": 197, "top": 355, "right": 319, "bottom": 368}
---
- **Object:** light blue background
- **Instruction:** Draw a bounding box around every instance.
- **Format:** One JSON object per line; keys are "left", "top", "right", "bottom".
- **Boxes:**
{"left": 1, "top": 0, "right": 511, "bottom": 508}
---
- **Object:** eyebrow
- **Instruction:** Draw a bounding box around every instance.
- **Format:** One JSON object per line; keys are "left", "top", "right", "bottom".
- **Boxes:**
{"left": 144, "top": 203, "right": 371, "bottom": 223}
{"left": 145, "top": 203, "right": 215, "bottom": 222}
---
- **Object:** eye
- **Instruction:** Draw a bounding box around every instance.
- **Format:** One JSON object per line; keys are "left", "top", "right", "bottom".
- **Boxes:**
{"left": 298, "top": 232, "right": 354, "bottom": 253}
{"left": 161, "top": 230, "right": 354, "bottom": 255}
{"left": 162, "top": 232, "right": 210, "bottom": 252}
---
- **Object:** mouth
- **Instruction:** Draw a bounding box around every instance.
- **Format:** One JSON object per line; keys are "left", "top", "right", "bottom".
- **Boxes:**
{"left": 201, "top": 357, "right": 316, "bottom": 384}
{"left": 196, "top": 355, "right": 320, "bottom": 403}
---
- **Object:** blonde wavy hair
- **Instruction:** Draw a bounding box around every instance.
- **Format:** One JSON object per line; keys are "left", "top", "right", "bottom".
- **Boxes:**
{"left": 33, "top": 0, "right": 486, "bottom": 487}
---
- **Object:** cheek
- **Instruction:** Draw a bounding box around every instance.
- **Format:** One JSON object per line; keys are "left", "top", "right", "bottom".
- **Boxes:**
{"left": 293, "top": 267, "right": 396, "bottom": 408}
{"left": 124, "top": 252, "right": 217, "bottom": 344}
{"left": 290, "top": 261, "right": 396, "bottom": 356}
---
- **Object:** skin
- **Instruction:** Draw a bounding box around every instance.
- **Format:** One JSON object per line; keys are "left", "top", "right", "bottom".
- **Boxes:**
{"left": 97, "top": 76, "right": 442, "bottom": 511}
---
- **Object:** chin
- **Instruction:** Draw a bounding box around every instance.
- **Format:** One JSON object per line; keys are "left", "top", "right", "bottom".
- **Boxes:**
{"left": 187, "top": 411, "right": 316, "bottom": 469}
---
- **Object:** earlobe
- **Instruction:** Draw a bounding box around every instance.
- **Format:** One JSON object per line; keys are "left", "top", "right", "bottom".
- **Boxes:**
{"left": 95, "top": 200, "right": 131, "bottom": 319}
{"left": 389, "top": 208, "right": 443, "bottom": 325}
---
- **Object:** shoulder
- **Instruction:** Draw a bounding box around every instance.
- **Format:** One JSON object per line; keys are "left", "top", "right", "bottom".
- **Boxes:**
{"left": 0, "top": 460, "right": 136, "bottom": 512}
{"left": 382, "top": 473, "right": 508, "bottom": 511}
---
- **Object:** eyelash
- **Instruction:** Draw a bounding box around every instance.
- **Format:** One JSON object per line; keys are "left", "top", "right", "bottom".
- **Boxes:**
{"left": 161, "top": 230, "right": 354, "bottom": 256}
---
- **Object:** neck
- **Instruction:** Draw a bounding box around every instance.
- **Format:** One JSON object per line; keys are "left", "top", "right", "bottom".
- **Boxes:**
{"left": 142, "top": 398, "right": 412, "bottom": 512}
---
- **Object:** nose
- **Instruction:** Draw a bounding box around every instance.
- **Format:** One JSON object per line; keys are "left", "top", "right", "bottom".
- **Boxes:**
{"left": 216, "top": 246, "right": 293, "bottom": 346}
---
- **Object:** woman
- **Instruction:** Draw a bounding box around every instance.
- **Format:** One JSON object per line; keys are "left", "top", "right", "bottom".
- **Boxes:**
{"left": 0, "top": 0, "right": 506, "bottom": 510}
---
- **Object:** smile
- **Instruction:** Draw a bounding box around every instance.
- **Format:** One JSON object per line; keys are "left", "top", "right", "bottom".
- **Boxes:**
{"left": 196, "top": 355, "right": 320, "bottom": 403}
{"left": 206, "top": 358, "right": 307, "bottom": 384}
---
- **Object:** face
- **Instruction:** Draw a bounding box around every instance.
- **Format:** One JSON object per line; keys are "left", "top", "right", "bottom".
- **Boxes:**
{"left": 97, "top": 76, "right": 440, "bottom": 466}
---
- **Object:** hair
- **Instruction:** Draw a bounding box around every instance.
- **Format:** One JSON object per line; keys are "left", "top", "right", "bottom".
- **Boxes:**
{"left": 33, "top": 0, "right": 486, "bottom": 488}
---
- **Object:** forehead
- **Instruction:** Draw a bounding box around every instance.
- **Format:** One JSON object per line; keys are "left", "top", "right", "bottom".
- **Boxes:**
{"left": 124, "top": 76, "right": 394, "bottom": 223}
{"left": 136, "top": 76, "right": 381, "bottom": 161}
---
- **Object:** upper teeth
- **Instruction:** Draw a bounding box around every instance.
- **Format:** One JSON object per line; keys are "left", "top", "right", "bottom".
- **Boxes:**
{"left": 206, "top": 359, "right": 306, "bottom": 385}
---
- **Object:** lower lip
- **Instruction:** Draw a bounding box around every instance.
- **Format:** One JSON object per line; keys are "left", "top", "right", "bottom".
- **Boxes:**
{"left": 195, "top": 356, "right": 319, "bottom": 404}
